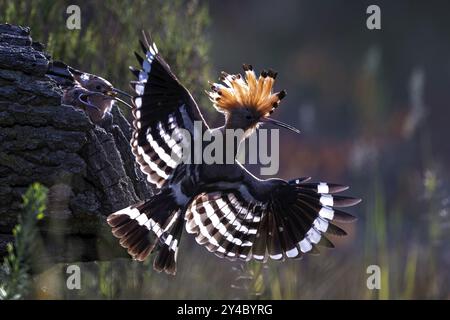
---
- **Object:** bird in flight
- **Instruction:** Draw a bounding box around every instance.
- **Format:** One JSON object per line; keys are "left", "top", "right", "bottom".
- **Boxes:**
{"left": 107, "top": 33, "right": 361, "bottom": 275}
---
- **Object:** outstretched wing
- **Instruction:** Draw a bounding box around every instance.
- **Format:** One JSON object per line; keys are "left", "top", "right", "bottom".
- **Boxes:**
{"left": 129, "top": 35, "right": 208, "bottom": 188}
{"left": 185, "top": 167, "right": 360, "bottom": 261}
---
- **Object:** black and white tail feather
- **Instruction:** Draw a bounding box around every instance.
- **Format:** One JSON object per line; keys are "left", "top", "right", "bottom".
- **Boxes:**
{"left": 107, "top": 32, "right": 360, "bottom": 275}
{"left": 107, "top": 189, "right": 183, "bottom": 274}
{"left": 184, "top": 177, "right": 359, "bottom": 262}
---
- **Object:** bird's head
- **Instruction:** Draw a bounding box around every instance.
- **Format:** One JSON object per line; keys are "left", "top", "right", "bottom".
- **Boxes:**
{"left": 68, "top": 67, "right": 133, "bottom": 107}
{"left": 86, "top": 77, "right": 134, "bottom": 109}
{"left": 68, "top": 67, "right": 114, "bottom": 96}
{"left": 83, "top": 77, "right": 115, "bottom": 98}
{"left": 208, "top": 64, "right": 299, "bottom": 136}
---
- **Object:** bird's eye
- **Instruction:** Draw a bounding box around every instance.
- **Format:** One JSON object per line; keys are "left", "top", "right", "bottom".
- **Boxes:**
{"left": 246, "top": 115, "right": 252, "bottom": 120}
{"left": 96, "top": 85, "right": 101, "bottom": 90}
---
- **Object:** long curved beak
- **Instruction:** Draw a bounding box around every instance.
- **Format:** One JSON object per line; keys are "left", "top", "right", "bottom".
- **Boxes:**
{"left": 112, "top": 88, "right": 133, "bottom": 98}
{"left": 261, "top": 117, "right": 301, "bottom": 134}
{"left": 107, "top": 88, "right": 133, "bottom": 109}
{"left": 114, "top": 96, "right": 133, "bottom": 109}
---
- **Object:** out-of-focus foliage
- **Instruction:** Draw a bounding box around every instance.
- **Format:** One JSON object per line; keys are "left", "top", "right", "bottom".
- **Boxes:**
{"left": 0, "top": 183, "right": 47, "bottom": 300}
{"left": 1, "top": 0, "right": 212, "bottom": 110}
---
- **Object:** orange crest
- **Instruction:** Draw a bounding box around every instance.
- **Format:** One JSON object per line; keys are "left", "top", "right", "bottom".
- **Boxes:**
{"left": 207, "top": 64, "right": 286, "bottom": 117}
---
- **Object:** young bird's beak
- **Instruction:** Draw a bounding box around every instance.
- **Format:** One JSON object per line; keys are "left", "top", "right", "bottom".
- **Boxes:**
{"left": 108, "top": 88, "right": 133, "bottom": 109}
{"left": 78, "top": 93, "right": 102, "bottom": 112}
{"left": 261, "top": 117, "right": 301, "bottom": 134}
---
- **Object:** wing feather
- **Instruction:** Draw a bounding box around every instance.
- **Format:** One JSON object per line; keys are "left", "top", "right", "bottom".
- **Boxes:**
{"left": 129, "top": 38, "right": 208, "bottom": 188}
{"left": 185, "top": 166, "right": 360, "bottom": 262}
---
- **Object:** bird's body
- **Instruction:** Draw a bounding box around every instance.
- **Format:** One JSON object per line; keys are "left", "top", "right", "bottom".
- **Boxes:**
{"left": 107, "top": 35, "right": 360, "bottom": 275}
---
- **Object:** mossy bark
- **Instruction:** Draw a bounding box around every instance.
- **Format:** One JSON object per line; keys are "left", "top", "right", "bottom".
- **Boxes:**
{"left": 0, "top": 24, "right": 152, "bottom": 266}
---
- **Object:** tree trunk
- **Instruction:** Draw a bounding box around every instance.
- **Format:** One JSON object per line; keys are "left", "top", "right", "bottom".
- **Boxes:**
{"left": 0, "top": 24, "right": 152, "bottom": 266}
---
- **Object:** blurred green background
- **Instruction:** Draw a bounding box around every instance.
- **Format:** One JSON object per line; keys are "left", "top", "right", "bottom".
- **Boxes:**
{"left": 1, "top": 0, "right": 449, "bottom": 299}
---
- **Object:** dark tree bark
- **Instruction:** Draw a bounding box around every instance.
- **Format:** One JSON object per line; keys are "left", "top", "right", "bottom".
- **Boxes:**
{"left": 0, "top": 24, "right": 152, "bottom": 266}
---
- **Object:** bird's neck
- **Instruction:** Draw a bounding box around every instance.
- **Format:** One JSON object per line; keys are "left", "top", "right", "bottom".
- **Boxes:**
{"left": 208, "top": 125, "right": 247, "bottom": 161}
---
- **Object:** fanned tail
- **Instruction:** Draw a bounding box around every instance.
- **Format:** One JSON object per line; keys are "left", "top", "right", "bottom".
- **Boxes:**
{"left": 252, "top": 178, "right": 360, "bottom": 260}
{"left": 184, "top": 177, "right": 360, "bottom": 262}
{"left": 107, "top": 189, "right": 183, "bottom": 275}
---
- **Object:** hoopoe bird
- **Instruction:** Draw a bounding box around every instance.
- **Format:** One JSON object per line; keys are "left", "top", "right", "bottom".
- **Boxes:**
{"left": 62, "top": 86, "right": 118, "bottom": 123}
{"left": 49, "top": 61, "right": 132, "bottom": 123}
{"left": 107, "top": 33, "right": 361, "bottom": 275}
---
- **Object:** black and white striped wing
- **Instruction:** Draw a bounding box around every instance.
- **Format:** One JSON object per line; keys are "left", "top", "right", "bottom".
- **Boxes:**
{"left": 130, "top": 38, "right": 208, "bottom": 188}
{"left": 185, "top": 191, "right": 264, "bottom": 260}
{"left": 185, "top": 176, "right": 360, "bottom": 261}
